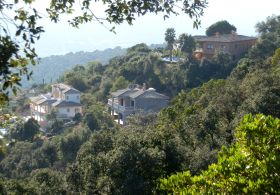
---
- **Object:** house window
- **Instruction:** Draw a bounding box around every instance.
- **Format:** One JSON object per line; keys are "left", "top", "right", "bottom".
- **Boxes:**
{"left": 67, "top": 108, "right": 70, "bottom": 112}
{"left": 131, "top": 100, "right": 135, "bottom": 107}
{"left": 207, "top": 44, "right": 213, "bottom": 50}
{"left": 76, "top": 95, "right": 79, "bottom": 99}
{"left": 66, "top": 95, "right": 69, "bottom": 100}
{"left": 120, "top": 98, "right": 124, "bottom": 106}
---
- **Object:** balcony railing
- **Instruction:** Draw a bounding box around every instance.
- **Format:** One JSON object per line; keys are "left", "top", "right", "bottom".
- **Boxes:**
{"left": 108, "top": 99, "right": 135, "bottom": 113}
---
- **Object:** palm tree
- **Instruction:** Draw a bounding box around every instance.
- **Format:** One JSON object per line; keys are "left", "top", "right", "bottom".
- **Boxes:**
{"left": 165, "top": 28, "right": 176, "bottom": 61}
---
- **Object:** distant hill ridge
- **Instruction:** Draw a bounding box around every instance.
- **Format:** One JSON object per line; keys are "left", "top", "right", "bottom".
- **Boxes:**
{"left": 21, "top": 46, "right": 127, "bottom": 88}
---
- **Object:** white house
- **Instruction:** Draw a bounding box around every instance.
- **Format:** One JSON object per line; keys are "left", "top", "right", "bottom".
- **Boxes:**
{"left": 30, "top": 83, "right": 82, "bottom": 126}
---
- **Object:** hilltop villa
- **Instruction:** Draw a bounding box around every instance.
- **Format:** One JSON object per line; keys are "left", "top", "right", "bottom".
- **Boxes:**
{"left": 108, "top": 84, "right": 169, "bottom": 124}
{"left": 193, "top": 32, "right": 257, "bottom": 59}
{"left": 30, "top": 83, "right": 82, "bottom": 126}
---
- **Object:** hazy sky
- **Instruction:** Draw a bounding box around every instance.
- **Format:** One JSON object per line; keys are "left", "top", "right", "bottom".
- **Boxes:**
{"left": 34, "top": 0, "right": 280, "bottom": 57}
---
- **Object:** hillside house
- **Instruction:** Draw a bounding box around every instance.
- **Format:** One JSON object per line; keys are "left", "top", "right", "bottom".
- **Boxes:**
{"left": 193, "top": 32, "right": 257, "bottom": 59}
{"left": 108, "top": 84, "right": 169, "bottom": 124}
{"left": 30, "top": 83, "right": 82, "bottom": 126}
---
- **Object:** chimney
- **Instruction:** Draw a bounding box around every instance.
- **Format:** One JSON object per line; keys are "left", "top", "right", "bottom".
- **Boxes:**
{"left": 215, "top": 32, "right": 220, "bottom": 37}
{"left": 142, "top": 83, "right": 147, "bottom": 90}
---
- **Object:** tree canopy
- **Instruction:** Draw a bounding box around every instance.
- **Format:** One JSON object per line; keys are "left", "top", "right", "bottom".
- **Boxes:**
{"left": 8, "top": 118, "right": 39, "bottom": 141}
{"left": 178, "top": 33, "right": 196, "bottom": 54}
{"left": 249, "top": 15, "right": 280, "bottom": 59}
{"left": 160, "top": 114, "right": 280, "bottom": 194}
{"left": 165, "top": 28, "right": 176, "bottom": 60}
{"left": 206, "top": 20, "right": 237, "bottom": 36}
{"left": 255, "top": 15, "right": 280, "bottom": 35}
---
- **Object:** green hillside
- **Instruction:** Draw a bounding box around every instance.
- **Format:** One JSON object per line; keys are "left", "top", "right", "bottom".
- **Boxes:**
{"left": 59, "top": 43, "right": 235, "bottom": 102}
{"left": 1, "top": 15, "right": 280, "bottom": 194}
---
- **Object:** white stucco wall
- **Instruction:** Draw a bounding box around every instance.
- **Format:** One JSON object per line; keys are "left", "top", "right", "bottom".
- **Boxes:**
{"left": 64, "top": 94, "right": 80, "bottom": 103}
{"left": 57, "top": 106, "right": 82, "bottom": 118}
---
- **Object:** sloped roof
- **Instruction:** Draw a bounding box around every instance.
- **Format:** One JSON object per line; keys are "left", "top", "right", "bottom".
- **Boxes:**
{"left": 30, "top": 95, "right": 48, "bottom": 105}
{"left": 52, "top": 83, "right": 70, "bottom": 90}
{"left": 52, "top": 83, "right": 80, "bottom": 94}
{"left": 128, "top": 90, "right": 145, "bottom": 98}
{"left": 130, "top": 90, "right": 169, "bottom": 99}
{"left": 30, "top": 95, "right": 44, "bottom": 104}
{"left": 36, "top": 98, "right": 48, "bottom": 105}
{"left": 63, "top": 88, "right": 80, "bottom": 94}
{"left": 111, "top": 86, "right": 169, "bottom": 100}
{"left": 41, "top": 99, "right": 57, "bottom": 106}
{"left": 112, "top": 88, "right": 139, "bottom": 97}
{"left": 30, "top": 94, "right": 57, "bottom": 105}
{"left": 52, "top": 100, "right": 82, "bottom": 107}
{"left": 111, "top": 89, "right": 129, "bottom": 97}
{"left": 193, "top": 34, "right": 256, "bottom": 43}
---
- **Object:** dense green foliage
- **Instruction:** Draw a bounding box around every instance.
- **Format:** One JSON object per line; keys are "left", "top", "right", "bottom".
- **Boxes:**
{"left": 8, "top": 118, "right": 40, "bottom": 141}
{"left": 160, "top": 114, "right": 280, "bottom": 194}
{"left": 0, "top": 126, "right": 91, "bottom": 179}
{"left": 0, "top": 15, "right": 280, "bottom": 194}
{"left": 206, "top": 20, "right": 237, "bottom": 36}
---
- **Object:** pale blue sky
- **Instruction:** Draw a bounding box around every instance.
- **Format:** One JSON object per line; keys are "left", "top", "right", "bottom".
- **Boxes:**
{"left": 35, "top": 0, "right": 280, "bottom": 57}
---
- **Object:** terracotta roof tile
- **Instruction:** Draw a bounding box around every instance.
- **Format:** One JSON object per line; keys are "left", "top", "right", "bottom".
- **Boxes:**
{"left": 193, "top": 34, "right": 256, "bottom": 43}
